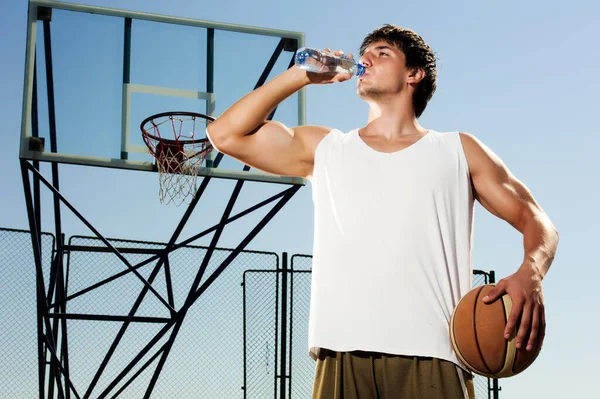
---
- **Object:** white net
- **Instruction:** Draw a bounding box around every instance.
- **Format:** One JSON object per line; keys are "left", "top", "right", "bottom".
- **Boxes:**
{"left": 155, "top": 147, "right": 204, "bottom": 206}
{"left": 141, "top": 112, "right": 213, "bottom": 206}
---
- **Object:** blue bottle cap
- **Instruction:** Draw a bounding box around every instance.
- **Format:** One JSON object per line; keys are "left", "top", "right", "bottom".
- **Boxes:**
{"left": 356, "top": 64, "right": 365, "bottom": 77}
{"left": 295, "top": 48, "right": 312, "bottom": 66}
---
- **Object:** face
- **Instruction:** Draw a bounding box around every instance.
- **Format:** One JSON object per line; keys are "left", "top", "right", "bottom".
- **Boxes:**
{"left": 357, "top": 40, "right": 409, "bottom": 100}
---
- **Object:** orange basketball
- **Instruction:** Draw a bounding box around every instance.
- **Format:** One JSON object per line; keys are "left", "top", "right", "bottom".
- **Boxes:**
{"left": 449, "top": 284, "right": 542, "bottom": 378}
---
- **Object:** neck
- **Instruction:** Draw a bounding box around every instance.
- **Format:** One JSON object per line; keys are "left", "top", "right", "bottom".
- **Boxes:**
{"left": 363, "top": 96, "right": 426, "bottom": 139}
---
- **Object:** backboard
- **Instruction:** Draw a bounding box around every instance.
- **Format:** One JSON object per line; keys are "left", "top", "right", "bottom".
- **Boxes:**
{"left": 20, "top": 0, "right": 306, "bottom": 185}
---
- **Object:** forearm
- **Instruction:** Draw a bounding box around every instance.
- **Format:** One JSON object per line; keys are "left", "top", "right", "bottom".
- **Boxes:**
{"left": 518, "top": 212, "right": 559, "bottom": 280}
{"left": 207, "top": 67, "right": 310, "bottom": 143}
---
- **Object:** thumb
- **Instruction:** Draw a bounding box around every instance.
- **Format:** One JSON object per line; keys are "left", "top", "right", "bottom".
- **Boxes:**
{"left": 482, "top": 283, "right": 504, "bottom": 304}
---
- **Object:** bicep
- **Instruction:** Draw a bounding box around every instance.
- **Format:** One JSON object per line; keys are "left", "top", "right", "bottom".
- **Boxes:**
{"left": 207, "top": 121, "right": 329, "bottom": 178}
{"left": 460, "top": 133, "right": 540, "bottom": 232}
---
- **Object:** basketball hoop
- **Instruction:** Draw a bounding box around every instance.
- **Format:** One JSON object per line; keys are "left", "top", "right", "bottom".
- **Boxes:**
{"left": 141, "top": 111, "right": 214, "bottom": 206}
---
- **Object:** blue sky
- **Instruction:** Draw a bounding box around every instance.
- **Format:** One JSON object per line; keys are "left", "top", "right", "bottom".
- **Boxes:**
{"left": 1, "top": 0, "right": 599, "bottom": 398}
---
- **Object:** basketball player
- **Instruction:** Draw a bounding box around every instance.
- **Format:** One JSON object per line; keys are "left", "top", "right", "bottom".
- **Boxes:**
{"left": 206, "top": 24, "right": 559, "bottom": 399}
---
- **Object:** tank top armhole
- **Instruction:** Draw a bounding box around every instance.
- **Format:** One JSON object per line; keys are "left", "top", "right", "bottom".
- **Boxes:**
{"left": 308, "top": 128, "right": 343, "bottom": 183}
{"left": 454, "top": 132, "right": 472, "bottom": 181}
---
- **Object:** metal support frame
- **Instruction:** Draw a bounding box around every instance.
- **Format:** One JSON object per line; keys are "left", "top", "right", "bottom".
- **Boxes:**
{"left": 20, "top": 5, "right": 304, "bottom": 397}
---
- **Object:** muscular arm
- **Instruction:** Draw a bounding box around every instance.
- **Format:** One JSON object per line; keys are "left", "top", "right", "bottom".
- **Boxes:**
{"left": 460, "top": 132, "right": 559, "bottom": 350}
{"left": 206, "top": 66, "right": 342, "bottom": 178}
{"left": 459, "top": 132, "right": 558, "bottom": 278}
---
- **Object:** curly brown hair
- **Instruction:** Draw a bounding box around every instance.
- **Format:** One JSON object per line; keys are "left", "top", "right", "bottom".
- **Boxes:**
{"left": 359, "top": 24, "right": 438, "bottom": 118}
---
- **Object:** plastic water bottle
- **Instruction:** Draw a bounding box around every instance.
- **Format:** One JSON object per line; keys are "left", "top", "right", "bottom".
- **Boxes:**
{"left": 295, "top": 47, "right": 365, "bottom": 77}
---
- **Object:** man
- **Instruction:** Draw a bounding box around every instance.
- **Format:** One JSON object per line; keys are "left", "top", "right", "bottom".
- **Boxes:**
{"left": 206, "top": 24, "right": 558, "bottom": 399}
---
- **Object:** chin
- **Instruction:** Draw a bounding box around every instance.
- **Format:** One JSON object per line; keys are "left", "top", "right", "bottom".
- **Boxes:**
{"left": 357, "top": 87, "right": 382, "bottom": 100}
{"left": 356, "top": 83, "right": 371, "bottom": 97}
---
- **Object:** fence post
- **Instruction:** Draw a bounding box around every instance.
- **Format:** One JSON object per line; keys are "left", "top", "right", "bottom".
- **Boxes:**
{"left": 280, "top": 252, "right": 288, "bottom": 399}
{"left": 488, "top": 270, "right": 501, "bottom": 399}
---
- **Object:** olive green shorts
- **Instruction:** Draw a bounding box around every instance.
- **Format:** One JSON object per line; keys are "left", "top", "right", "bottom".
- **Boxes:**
{"left": 312, "top": 349, "right": 475, "bottom": 399}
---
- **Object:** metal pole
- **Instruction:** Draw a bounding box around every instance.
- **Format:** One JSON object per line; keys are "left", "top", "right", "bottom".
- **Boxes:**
{"left": 205, "top": 28, "right": 214, "bottom": 167}
{"left": 274, "top": 258, "right": 280, "bottom": 398}
{"left": 287, "top": 256, "right": 294, "bottom": 399}
{"left": 22, "top": 161, "right": 47, "bottom": 399}
{"left": 242, "top": 272, "right": 248, "bottom": 398}
{"left": 121, "top": 17, "right": 132, "bottom": 160}
{"left": 58, "top": 233, "right": 71, "bottom": 399}
{"left": 29, "top": 47, "right": 46, "bottom": 399}
{"left": 488, "top": 270, "right": 500, "bottom": 399}
{"left": 31, "top": 53, "right": 42, "bottom": 243}
{"left": 207, "top": 28, "right": 214, "bottom": 94}
{"left": 43, "top": 15, "right": 68, "bottom": 398}
{"left": 279, "top": 252, "right": 288, "bottom": 399}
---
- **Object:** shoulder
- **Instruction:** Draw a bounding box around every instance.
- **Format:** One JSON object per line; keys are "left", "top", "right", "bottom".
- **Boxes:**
{"left": 457, "top": 132, "right": 506, "bottom": 175}
{"left": 293, "top": 125, "right": 343, "bottom": 154}
{"left": 426, "top": 130, "right": 471, "bottom": 152}
{"left": 458, "top": 132, "right": 494, "bottom": 159}
{"left": 457, "top": 131, "right": 483, "bottom": 148}
{"left": 293, "top": 124, "right": 336, "bottom": 141}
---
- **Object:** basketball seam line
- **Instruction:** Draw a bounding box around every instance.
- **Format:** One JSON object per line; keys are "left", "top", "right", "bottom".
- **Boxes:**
{"left": 473, "top": 286, "right": 494, "bottom": 375}
{"left": 453, "top": 286, "right": 488, "bottom": 376}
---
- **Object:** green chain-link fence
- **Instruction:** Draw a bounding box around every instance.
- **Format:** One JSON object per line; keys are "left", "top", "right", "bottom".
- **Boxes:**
{"left": 0, "top": 228, "right": 55, "bottom": 398}
{"left": 1, "top": 227, "right": 500, "bottom": 398}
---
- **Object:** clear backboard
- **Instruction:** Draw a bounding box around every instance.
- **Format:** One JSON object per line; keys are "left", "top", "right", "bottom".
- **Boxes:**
{"left": 20, "top": 0, "right": 306, "bottom": 186}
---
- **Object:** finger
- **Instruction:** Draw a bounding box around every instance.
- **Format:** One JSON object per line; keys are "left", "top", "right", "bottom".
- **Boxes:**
{"left": 334, "top": 71, "right": 353, "bottom": 81}
{"left": 504, "top": 297, "right": 523, "bottom": 340}
{"left": 515, "top": 301, "right": 533, "bottom": 349}
{"left": 482, "top": 282, "right": 505, "bottom": 303}
{"left": 526, "top": 304, "right": 542, "bottom": 351}
{"left": 324, "top": 49, "right": 344, "bottom": 57}
{"left": 538, "top": 305, "right": 546, "bottom": 349}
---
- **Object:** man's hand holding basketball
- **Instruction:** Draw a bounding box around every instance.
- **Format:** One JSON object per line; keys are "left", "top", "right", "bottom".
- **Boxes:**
{"left": 482, "top": 271, "right": 546, "bottom": 352}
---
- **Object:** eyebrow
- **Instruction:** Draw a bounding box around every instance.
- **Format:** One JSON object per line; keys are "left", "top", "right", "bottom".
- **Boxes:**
{"left": 360, "top": 44, "right": 394, "bottom": 56}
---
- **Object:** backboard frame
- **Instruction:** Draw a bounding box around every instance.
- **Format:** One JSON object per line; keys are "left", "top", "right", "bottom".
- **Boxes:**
{"left": 19, "top": 0, "right": 306, "bottom": 185}
{"left": 18, "top": 2, "right": 310, "bottom": 397}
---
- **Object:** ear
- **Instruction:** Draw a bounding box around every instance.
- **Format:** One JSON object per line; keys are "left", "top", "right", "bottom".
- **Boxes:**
{"left": 407, "top": 67, "right": 426, "bottom": 84}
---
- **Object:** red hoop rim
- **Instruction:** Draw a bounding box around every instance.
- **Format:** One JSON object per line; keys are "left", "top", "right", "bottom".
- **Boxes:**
{"left": 140, "top": 111, "right": 215, "bottom": 144}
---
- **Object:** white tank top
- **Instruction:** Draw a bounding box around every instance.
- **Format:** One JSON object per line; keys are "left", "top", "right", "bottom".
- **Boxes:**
{"left": 307, "top": 128, "right": 474, "bottom": 370}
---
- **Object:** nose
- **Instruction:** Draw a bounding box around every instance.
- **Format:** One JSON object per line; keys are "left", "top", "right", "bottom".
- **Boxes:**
{"left": 359, "top": 53, "right": 372, "bottom": 67}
